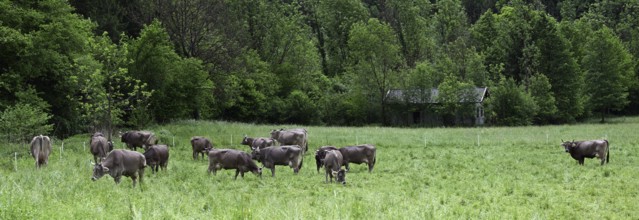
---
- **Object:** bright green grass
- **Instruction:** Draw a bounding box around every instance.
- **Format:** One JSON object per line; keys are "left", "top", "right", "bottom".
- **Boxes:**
{"left": 2, "top": 117, "right": 639, "bottom": 219}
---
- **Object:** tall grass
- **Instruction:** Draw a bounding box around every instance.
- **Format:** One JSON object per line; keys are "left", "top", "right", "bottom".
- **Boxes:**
{"left": 2, "top": 119, "right": 639, "bottom": 218}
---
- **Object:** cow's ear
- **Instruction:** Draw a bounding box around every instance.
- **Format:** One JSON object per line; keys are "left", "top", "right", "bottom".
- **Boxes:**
{"left": 571, "top": 143, "right": 577, "bottom": 147}
{"left": 102, "top": 167, "right": 109, "bottom": 172}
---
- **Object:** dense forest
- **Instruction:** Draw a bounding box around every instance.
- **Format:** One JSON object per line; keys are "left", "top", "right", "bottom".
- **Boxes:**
{"left": 1, "top": 0, "right": 638, "bottom": 140}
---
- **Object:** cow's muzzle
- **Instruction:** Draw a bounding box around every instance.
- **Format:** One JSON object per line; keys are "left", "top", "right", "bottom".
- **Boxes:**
{"left": 91, "top": 177, "right": 97, "bottom": 181}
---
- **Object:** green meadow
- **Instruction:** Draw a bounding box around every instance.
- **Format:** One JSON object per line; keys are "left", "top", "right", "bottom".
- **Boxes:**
{"left": 2, "top": 118, "right": 639, "bottom": 219}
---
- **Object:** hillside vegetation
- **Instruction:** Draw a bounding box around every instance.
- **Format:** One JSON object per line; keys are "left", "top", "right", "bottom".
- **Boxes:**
{"left": 2, "top": 118, "right": 638, "bottom": 218}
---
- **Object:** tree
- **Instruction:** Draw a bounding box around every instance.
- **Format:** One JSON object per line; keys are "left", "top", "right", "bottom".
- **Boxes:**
{"left": 347, "top": 18, "right": 403, "bottom": 125}
{"left": 582, "top": 26, "right": 635, "bottom": 122}
{"left": 485, "top": 77, "right": 537, "bottom": 126}
{"left": 529, "top": 74, "right": 557, "bottom": 124}
{"left": 436, "top": 76, "right": 477, "bottom": 126}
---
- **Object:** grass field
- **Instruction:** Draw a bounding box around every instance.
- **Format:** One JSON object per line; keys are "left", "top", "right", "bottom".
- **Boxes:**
{"left": 2, "top": 117, "right": 639, "bottom": 219}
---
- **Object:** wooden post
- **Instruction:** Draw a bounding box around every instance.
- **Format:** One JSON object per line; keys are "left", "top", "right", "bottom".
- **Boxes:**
{"left": 477, "top": 134, "right": 480, "bottom": 147}
{"left": 60, "top": 141, "right": 64, "bottom": 160}
{"left": 14, "top": 152, "right": 17, "bottom": 171}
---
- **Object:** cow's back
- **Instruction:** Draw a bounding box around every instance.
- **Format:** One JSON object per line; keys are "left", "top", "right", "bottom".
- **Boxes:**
{"left": 106, "top": 149, "right": 146, "bottom": 173}
{"left": 91, "top": 135, "right": 109, "bottom": 156}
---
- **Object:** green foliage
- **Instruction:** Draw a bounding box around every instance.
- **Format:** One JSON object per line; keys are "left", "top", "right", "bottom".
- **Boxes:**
{"left": 0, "top": 104, "right": 53, "bottom": 143}
{"left": 436, "top": 76, "right": 477, "bottom": 126}
{"left": 582, "top": 26, "right": 635, "bottom": 122}
{"left": 128, "top": 20, "right": 213, "bottom": 123}
{"left": 486, "top": 77, "right": 537, "bottom": 126}
{"left": 529, "top": 74, "right": 558, "bottom": 124}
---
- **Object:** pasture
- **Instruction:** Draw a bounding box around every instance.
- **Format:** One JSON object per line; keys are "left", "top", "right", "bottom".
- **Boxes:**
{"left": 2, "top": 118, "right": 639, "bottom": 219}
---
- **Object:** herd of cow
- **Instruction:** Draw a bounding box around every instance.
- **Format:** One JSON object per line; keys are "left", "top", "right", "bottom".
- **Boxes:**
{"left": 27, "top": 129, "right": 610, "bottom": 187}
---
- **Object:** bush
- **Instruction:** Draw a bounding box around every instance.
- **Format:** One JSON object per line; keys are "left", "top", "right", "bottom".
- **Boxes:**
{"left": 0, "top": 104, "right": 53, "bottom": 143}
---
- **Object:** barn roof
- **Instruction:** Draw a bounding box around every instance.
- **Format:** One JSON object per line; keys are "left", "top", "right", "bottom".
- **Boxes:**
{"left": 386, "top": 87, "right": 488, "bottom": 104}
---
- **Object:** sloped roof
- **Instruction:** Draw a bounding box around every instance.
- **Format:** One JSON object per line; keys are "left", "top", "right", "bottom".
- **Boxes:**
{"left": 386, "top": 87, "right": 488, "bottom": 104}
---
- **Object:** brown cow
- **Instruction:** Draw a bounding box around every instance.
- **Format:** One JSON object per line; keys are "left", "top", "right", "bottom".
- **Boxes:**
{"left": 91, "top": 149, "right": 146, "bottom": 187}
{"left": 191, "top": 136, "right": 213, "bottom": 160}
{"left": 324, "top": 150, "right": 346, "bottom": 184}
{"left": 562, "top": 139, "right": 609, "bottom": 165}
{"left": 208, "top": 149, "right": 262, "bottom": 179}
{"left": 120, "top": 131, "right": 157, "bottom": 151}
{"left": 241, "top": 136, "right": 278, "bottom": 150}
{"left": 90, "top": 132, "right": 110, "bottom": 163}
{"left": 143, "top": 145, "right": 169, "bottom": 173}
{"left": 339, "top": 144, "right": 377, "bottom": 172}
{"left": 270, "top": 128, "right": 308, "bottom": 152}
{"left": 30, "top": 135, "right": 52, "bottom": 168}
{"left": 251, "top": 145, "right": 304, "bottom": 177}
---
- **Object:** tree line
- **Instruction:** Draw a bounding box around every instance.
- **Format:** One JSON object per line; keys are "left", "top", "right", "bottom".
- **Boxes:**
{"left": 1, "top": 0, "right": 637, "bottom": 141}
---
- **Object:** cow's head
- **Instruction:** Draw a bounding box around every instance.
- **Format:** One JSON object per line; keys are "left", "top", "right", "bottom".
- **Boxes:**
{"left": 91, "top": 162, "right": 110, "bottom": 181}
{"left": 334, "top": 169, "right": 346, "bottom": 185}
{"left": 241, "top": 135, "right": 253, "bottom": 146}
{"left": 561, "top": 140, "right": 576, "bottom": 152}
{"left": 253, "top": 167, "right": 263, "bottom": 178}
{"left": 270, "top": 130, "right": 281, "bottom": 139}
{"left": 251, "top": 148, "right": 262, "bottom": 161}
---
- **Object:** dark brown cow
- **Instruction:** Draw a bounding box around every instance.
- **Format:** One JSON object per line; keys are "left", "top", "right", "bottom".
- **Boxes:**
{"left": 251, "top": 145, "right": 304, "bottom": 177}
{"left": 90, "top": 132, "right": 110, "bottom": 163}
{"left": 270, "top": 128, "right": 308, "bottom": 152}
{"left": 562, "top": 139, "right": 609, "bottom": 165}
{"left": 324, "top": 150, "right": 346, "bottom": 184}
{"left": 191, "top": 136, "right": 213, "bottom": 160}
{"left": 208, "top": 149, "right": 262, "bottom": 179}
{"left": 91, "top": 149, "right": 146, "bottom": 187}
{"left": 241, "top": 136, "right": 278, "bottom": 150}
{"left": 315, "top": 146, "right": 339, "bottom": 173}
{"left": 339, "top": 144, "right": 376, "bottom": 172}
{"left": 143, "top": 145, "right": 169, "bottom": 173}
{"left": 121, "top": 131, "right": 157, "bottom": 151}
{"left": 30, "top": 135, "right": 52, "bottom": 168}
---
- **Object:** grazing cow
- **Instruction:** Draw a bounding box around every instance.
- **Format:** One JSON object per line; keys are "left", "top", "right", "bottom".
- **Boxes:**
{"left": 270, "top": 128, "right": 308, "bottom": 152}
{"left": 315, "top": 146, "right": 339, "bottom": 173}
{"left": 252, "top": 145, "right": 304, "bottom": 177}
{"left": 339, "top": 144, "right": 377, "bottom": 172}
{"left": 143, "top": 145, "right": 169, "bottom": 173}
{"left": 91, "top": 149, "right": 146, "bottom": 187}
{"left": 241, "top": 136, "right": 278, "bottom": 150}
{"left": 208, "top": 149, "right": 262, "bottom": 179}
{"left": 561, "top": 139, "right": 609, "bottom": 165}
{"left": 120, "top": 131, "right": 157, "bottom": 151}
{"left": 30, "top": 135, "right": 52, "bottom": 168}
{"left": 191, "top": 136, "right": 213, "bottom": 160}
{"left": 90, "top": 132, "right": 110, "bottom": 163}
{"left": 324, "top": 150, "right": 346, "bottom": 184}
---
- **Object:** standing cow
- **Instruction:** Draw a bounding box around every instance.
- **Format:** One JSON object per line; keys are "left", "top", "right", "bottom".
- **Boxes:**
{"left": 324, "top": 150, "right": 346, "bottom": 184}
{"left": 91, "top": 149, "right": 146, "bottom": 187}
{"left": 120, "top": 131, "right": 157, "bottom": 151}
{"left": 241, "top": 136, "right": 278, "bottom": 150}
{"left": 30, "top": 135, "right": 52, "bottom": 168}
{"left": 270, "top": 128, "right": 308, "bottom": 152}
{"left": 252, "top": 145, "right": 304, "bottom": 177}
{"left": 339, "top": 144, "right": 377, "bottom": 172}
{"left": 191, "top": 136, "right": 213, "bottom": 160}
{"left": 562, "top": 139, "right": 609, "bottom": 165}
{"left": 208, "top": 149, "right": 262, "bottom": 179}
{"left": 143, "top": 145, "right": 169, "bottom": 173}
{"left": 315, "top": 146, "right": 339, "bottom": 173}
{"left": 90, "top": 132, "right": 110, "bottom": 163}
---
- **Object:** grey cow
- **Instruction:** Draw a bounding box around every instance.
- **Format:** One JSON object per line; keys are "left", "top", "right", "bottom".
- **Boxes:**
{"left": 270, "top": 128, "right": 308, "bottom": 152}
{"left": 191, "top": 136, "right": 213, "bottom": 160}
{"left": 562, "top": 139, "right": 609, "bottom": 165}
{"left": 252, "top": 145, "right": 304, "bottom": 177}
{"left": 324, "top": 150, "right": 346, "bottom": 184}
{"left": 315, "top": 146, "right": 339, "bottom": 173}
{"left": 91, "top": 149, "right": 147, "bottom": 187}
{"left": 143, "top": 145, "right": 169, "bottom": 173}
{"left": 30, "top": 135, "right": 52, "bottom": 169}
{"left": 90, "top": 132, "right": 110, "bottom": 163}
{"left": 208, "top": 149, "right": 262, "bottom": 179}
{"left": 339, "top": 144, "right": 377, "bottom": 172}
{"left": 121, "top": 131, "right": 157, "bottom": 151}
{"left": 241, "top": 136, "right": 278, "bottom": 150}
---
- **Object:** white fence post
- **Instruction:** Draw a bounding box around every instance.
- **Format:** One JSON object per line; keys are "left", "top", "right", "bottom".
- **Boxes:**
{"left": 14, "top": 152, "right": 17, "bottom": 171}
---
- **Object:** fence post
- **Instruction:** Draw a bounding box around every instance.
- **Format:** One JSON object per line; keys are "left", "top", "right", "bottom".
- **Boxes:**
{"left": 60, "top": 141, "right": 64, "bottom": 160}
{"left": 477, "top": 134, "right": 480, "bottom": 147}
{"left": 14, "top": 152, "right": 17, "bottom": 172}
{"left": 173, "top": 136, "right": 175, "bottom": 148}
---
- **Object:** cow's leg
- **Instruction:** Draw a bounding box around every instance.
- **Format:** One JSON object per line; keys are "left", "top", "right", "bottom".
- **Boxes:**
{"left": 114, "top": 176, "right": 121, "bottom": 184}
{"left": 344, "top": 163, "right": 350, "bottom": 172}
{"left": 271, "top": 167, "right": 276, "bottom": 177}
{"left": 234, "top": 170, "right": 240, "bottom": 180}
{"left": 138, "top": 169, "right": 144, "bottom": 184}
{"left": 325, "top": 171, "right": 329, "bottom": 183}
{"left": 578, "top": 159, "right": 584, "bottom": 165}
{"left": 193, "top": 151, "right": 197, "bottom": 160}
{"left": 131, "top": 174, "right": 137, "bottom": 187}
